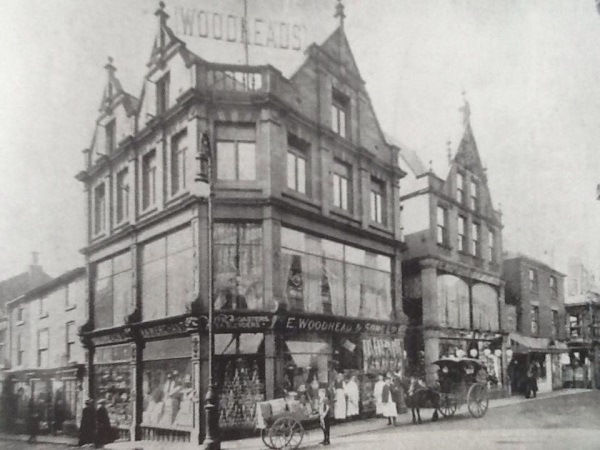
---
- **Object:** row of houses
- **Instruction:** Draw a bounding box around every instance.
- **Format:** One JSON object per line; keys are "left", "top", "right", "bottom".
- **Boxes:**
{"left": 0, "top": 0, "right": 597, "bottom": 443}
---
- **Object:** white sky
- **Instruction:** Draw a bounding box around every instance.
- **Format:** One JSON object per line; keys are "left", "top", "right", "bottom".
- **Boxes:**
{"left": 0, "top": 0, "right": 599, "bottom": 279}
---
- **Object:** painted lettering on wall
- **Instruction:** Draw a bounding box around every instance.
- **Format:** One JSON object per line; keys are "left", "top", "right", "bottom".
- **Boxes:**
{"left": 174, "top": 8, "right": 307, "bottom": 52}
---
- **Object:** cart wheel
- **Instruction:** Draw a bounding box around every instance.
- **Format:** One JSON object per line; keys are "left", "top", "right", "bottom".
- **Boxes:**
{"left": 467, "top": 383, "right": 489, "bottom": 418}
{"left": 438, "top": 393, "right": 458, "bottom": 418}
{"left": 268, "top": 417, "right": 303, "bottom": 449}
{"left": 261, "top": 428, "right": 276, "bottom": 449}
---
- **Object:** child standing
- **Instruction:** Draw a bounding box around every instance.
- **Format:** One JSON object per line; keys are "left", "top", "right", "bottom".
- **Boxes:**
{"left": 318, "top": 388, "right": 331, "bottom": 446}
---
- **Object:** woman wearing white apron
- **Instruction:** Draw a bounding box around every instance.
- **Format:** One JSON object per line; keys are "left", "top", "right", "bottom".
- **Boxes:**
{"left": 373, "top": 374, "right": 385, "bottom": 416}
{"left": 344, "top": 375, "right": 360, "bottom": 417}
{"left": 381, "top": 377, "right": 397, "bottom": 425}
{"left": 333, "top": 372, "right": 347, "bottom": 420}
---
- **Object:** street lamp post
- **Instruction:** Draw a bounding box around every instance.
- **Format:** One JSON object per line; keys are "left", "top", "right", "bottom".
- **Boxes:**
{"left": 196, "top": 131, "right": 220, "bottom": 450}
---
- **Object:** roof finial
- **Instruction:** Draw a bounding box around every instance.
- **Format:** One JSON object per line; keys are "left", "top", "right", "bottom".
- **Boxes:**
{"left": 429, "top": 160, "right": 433, "bottom": 173}
{"left": 335, "top": 0, "right": 346, "bottom": 28}
{"left": 104, "top": 56, "right": 116, "bottom": 99}
{"left": 459, "top": 90, "right": 471, "bottom": 127}
{"left": 446, "top": 140, "right": 452, "bottom": 163}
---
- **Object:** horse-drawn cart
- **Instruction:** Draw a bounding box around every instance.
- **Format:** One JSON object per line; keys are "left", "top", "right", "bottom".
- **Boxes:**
{"left": 255, "top": 395, "right": 319, "bottom": 449}
{"left": 433, "top": 357, "right": 490, "bottom": 419}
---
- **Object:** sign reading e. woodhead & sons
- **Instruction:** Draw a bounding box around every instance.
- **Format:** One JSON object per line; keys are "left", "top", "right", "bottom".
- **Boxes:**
{"left": 170, "top": 0, "right": 333, "bottom": 77}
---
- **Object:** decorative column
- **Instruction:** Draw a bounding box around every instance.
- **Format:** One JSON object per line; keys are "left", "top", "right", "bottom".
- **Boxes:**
{"left": 421, "top": 259, "right": 439, "bottom": 385}
{"left": 190, "top": 332, "right": 201, "bottom": 444}
{"left": 130, "top": 336, "right": 144, "bottom": 441}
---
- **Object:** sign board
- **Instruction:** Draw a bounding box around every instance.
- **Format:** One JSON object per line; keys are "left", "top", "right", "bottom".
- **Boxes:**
{"left": 169, "top": 0, "right": 335, "bottom": 77}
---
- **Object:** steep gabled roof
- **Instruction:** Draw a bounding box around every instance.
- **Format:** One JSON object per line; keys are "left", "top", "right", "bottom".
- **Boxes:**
{"left": 0, "top": 264, "right": 52, "bottom": 312}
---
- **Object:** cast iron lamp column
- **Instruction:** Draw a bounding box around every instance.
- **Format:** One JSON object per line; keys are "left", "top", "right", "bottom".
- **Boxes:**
{"left": 196, "top": 131, "right": 220, "bottom": 450}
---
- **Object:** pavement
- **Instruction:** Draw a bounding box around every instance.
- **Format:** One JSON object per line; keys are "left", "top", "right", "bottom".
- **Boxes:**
{"left": 0, "top": 388, "right": 591, "bottom": 449}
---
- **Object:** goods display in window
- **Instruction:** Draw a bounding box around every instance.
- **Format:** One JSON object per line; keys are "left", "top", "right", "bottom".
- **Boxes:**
{"left": 362, "top": 337, "right": 402, "bottom": 374}
{"left": 218, "top": 359, "right": 265, "bottom": 428}
{"left": 95, "top": 364, "right": 132, "bottom": 428}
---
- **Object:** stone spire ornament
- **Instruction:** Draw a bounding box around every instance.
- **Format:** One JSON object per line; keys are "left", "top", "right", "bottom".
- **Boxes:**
{"left": 335, "top": 0, "right": 346, "bottom": 28}
{"left": 459, "top": 90, "right": 471, "bottom": 127}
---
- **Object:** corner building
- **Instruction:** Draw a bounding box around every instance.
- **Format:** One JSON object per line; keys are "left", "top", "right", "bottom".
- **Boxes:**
{"left": 76, "top": 4, "right": 406, "bottom": 443}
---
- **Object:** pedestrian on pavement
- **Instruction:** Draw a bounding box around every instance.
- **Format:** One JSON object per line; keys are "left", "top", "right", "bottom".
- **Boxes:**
{"left": 318, "top": 388, "right": 331, "bottom": 446}
{"left": 526, "top": 360, "right": 540, "bottom": 399}
{"left": 343, "top": 374, "right": 360, "bottom": 418}
{"left": 333, "top": 372, "right": 347, "bottom": 421}
{"left": 78, "top": 398, "right": 96, "bottom": 447}
{"left": 382, "top": 376, "right": 398, "bottom": 426}
{"left": 373, "top": 373, "right": 385, "bottom": 416}
{"left": 26, "top": 397, "right": 39, "bottom": 444}
{"left": 95, "top": 399, "right": 113, "bottom": 447}
{"left": 392, "top": 369, "right": 405, "bottom": 417}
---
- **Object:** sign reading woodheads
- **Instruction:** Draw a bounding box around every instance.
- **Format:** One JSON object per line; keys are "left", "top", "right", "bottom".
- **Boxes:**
{"left": 170, "top": 0, "right": 334, "bottom": 76}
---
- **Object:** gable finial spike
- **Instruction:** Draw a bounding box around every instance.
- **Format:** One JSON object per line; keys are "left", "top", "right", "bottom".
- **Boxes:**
{"left": 429, "top": 160, "right": 433, "bottom": 173}
{"left": 335, "top": 0, "right": 346, "bottom": 27}
{"left": 104, "top": 56, "right": 116, "bottom": 79}
{"left": 459, "top": 89, "right": 471, "bottom": 127}
{"left": 155, "top": 1, "right": 169, "bottom": 26}
{"left": 446, "top": 140, "right": 452, "bottom": 163}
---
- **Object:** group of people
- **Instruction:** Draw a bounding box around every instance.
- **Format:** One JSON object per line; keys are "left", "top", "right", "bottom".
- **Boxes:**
{"left": 78, "top": 399, "right": 115, "bottom": 448}
{"left": 373, "top": 371, "right": 405, "bottom": 426}
{"left": 507, "top": 358, "right": 541, "bottom": 399}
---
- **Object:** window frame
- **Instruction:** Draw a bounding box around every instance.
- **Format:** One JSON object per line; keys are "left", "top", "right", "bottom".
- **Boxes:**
{"left": 529, "top": 268, "right": 539, "bottom": 293}
{"left": 38, "top": 328, "right": 49, "bottom": 368}
{"left": 569, "top": 314, "right": 581, "bottom": 337}
{"left": 156, "top": 72, "right": 170, "bottom": 115}
{"left": 287, "top": 148, "right": 307, "bottom": 195}
{"left": 457, "top": 215, "right": 467, "bottom": 253}
{"left": 66, "top": 321, "right": 76, "bottom": 362}
{"left": 116, "top": 167, "right": 130, "bottom": 224}
{"left": 170, "top": 129, "right": 188, "bottom": 196}
{"left": 94, "top": 182, "right": 106, "bottom": 235}
{"left": 332, "top": 160, "right": 351, "bottom": 211}
{"left": 550, "top": 275, "right": 558, "bottom": 297}
{"left": 551, "top": 309, "right": 559, "bottom": 338}
{"left": 470, "top": 179, "right": 478, "bottom": 210}
{"left": 488, "top": 229, "right": 496, "bottom": 263}
{"left": 16, "top": 334, "right": 23, "bottom": 366}
{"left": 370, "top": 177, "right": 385, "bottom": 224}
{"left": 531, "top": 305, "right": 540, "bottom": 336}
{"left": 216, "top": 140, "right": 257, "bottom": 181}
{"left": 331, "top": 90, "right": 349, "bottom": 138}
{"left": 436, "top": 206, "right": 448, "bottom": 246}
{"left": 39, "top": 297, "right": 48, "bottom": 318}
{"left": 456, "top": 172, "right": 465, "bottom": 204}
{"left": 105, "top": 119, "right": 116, "bottom": 154}
{"left": 142, "top": 150, "right": 157, "bottom": 210}
{"left": 471, "top": 222, "right": 480, "bottom": 257}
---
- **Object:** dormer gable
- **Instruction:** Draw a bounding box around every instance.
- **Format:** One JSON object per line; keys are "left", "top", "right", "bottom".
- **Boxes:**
{"left": 88, "top": 58, "right": 138, "bottom": 166}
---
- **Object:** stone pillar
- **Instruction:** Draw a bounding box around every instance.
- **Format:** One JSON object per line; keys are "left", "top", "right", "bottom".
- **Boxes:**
{"left": 198, "top": 331, "right": 210, "bottom": 442}
{"left": 264, "top": 334, "right": 276, "bottom": 400}
{"left": 423, "top": 329, "right": 440, "bottom": 386}
{"left": 320, "top": 147, "right": 332, "bottom": 216}
{"left": 191, "top": 333, "right": 201, "bottom": 444}
{"left": 130, "top": 339, "right": 144, "bottom": 441}
{"left": 359, "top": 167, "right": 370, "bottom": 229}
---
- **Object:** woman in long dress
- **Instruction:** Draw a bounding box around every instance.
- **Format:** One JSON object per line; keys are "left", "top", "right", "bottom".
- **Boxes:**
{"left": 373, "top": 374, "right": 385, "bottom": 416}
{"left": 333, "top": 372, "right": 347, "bottom": 420}
{"left": 344, "top": 375, "right": 360, "bottom": 417}
{"left": 381, "top": 377, "right": 397, "bottom": 425}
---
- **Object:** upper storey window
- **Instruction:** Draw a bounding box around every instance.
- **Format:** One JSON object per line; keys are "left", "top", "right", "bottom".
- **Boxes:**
{"left": 94, "top": 183, "right": 106, "bottom": 235}
{"left": 456, "top": 172, "right": 465, "bottom": 204}
{"left": 170, "top": 129, "right": 188, "bottom": 196}
{"left": 437, "top": 206, "right": 448, "bottom": 246}
{"left": 457, "top": 215, "right": 467, "bottom": 252}
{"left": 470, "top": 180, "right": 478, "bottom": 210}
{"left": 142, "top": 150, "right": 157, "bottom": 210}
{"left": 529, "top": 268, "right": 539, "bottom": 293}
{"left": 216, "top": 124, "right": 256, "bottom": 181}
{"left": 287, "top": 149, "right": 307, "bottom": 194}
{"left": 156, "top": 73, "right": 170, "bottom": 115}
{"left": 116, "top": 168, "right": 129, "bottom": 224}
{"left": 105, "top": 120, "right": 116, "bottom": 154}
{"left": 331, "top": 90, "right": 349, "bottom": 138}
{"left": 550, "top": 275, "right": 558, "bottom": 297}
{"left": 370, "top": 177, "right": 385, "bottom": 224}
{"left": 332, "top": 160, "right": 351, "bottom": 211}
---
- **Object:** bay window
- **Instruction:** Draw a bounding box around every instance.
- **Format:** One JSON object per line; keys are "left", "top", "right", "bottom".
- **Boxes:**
{"left": 216, "top": 123, "right": 256, "bottom": 181}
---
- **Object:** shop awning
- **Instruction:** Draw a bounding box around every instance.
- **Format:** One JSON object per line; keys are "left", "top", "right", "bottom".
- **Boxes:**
{"left": 509, "top": 333, "right": 569, "bottom": 354}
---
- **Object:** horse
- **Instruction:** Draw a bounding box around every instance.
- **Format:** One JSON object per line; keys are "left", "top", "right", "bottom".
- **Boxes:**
{"left": 402, "top": 377, "right": 440, "bottom": 424}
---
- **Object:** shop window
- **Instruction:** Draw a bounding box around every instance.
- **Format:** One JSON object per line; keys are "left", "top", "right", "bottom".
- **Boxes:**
{"left": 93, "top": 252, "right": 133, "bottom": 329}
{"left": 472, "top": 283, "right": 499, "bottom": 331}
{"left": 142, "top": 150, "right": 157, "bottom": 210}
{"left": 142, "top": 338, "right": 192, "bottom": 429}
{"left": 281, "top": 228, "right": 392, "bottom": 319}
{"left": 332, "top": 160, "right": 351, "bottom": 211}
{"left": 116, "top": 167, "right": 129, "bottom": 224}
{"left": 216, "top": 123, "right": 256, "bottom": 181}
{"left": 284, "top": 337, "right": 333, "bottom": 390}
{"left": 437, "top": 275, "right": 470, "bottom": 329}
{"left": 14, "top": 382, "right": 31, "bottom": 424}
{"left": 141, "top": 227, "right": 195, "bottom": 320}
{"left": 215, "top": 334, "right": 265, "bottom": 429}
{"left": 531, "top": 305, "right": 540, "bottom": 335}
{"left": 214, "top": 223, "right": 263, "bottom": 310}
{"left": 95, "top": 344, "right": 132, "bottom": 429}
{"left": 170, "top": 129, "right": 188, "bottom": 196}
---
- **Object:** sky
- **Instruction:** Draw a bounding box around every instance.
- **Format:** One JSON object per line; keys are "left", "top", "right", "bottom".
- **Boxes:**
{"left": 0, "top": 0, "right": 600, "bottom": 280}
